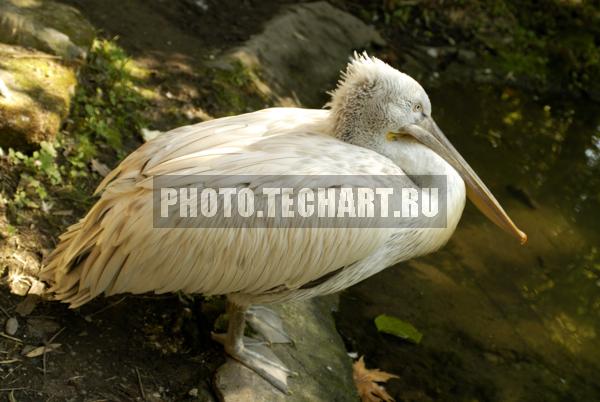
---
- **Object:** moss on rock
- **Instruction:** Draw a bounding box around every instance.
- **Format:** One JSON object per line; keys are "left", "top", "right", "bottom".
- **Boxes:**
{"left": 0, "top": 44, "right": 76, "bottom": 150}
{"left": 0, "top": 0, "right": 95, "bottom": 60}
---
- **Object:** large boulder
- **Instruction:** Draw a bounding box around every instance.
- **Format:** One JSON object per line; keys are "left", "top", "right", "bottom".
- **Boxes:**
{"left": 214, "top": 297, "right": 359, "bottom": 402}
{"left": 0, "top": 0, "right": 94, "bottom": 60}
{"left": 226, "top": 1, "right": 385, "bottom": 107}
{"left": 0, "top": 44, "right": 77, "bottom": 150}
{"left": 0, "top": 0, "right": 95, "bottom": 150}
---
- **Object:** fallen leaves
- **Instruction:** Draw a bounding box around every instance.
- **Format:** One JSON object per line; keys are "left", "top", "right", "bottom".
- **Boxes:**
{"left": 91, "top": 158, "right": 111, "bottom": 177}
{"left": 353, "top": 356, "right": 399, "bottom": 402}
{"left": 21, "top": 343, "right": 61, "bottom": 358}
{"left": 374, "top": 314, "right": 423, "bottom": 344}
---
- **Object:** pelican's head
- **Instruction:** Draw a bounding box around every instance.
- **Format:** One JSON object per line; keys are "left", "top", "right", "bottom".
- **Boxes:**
{"left": 328, "top": 53, "right": 527, "bottom": 244}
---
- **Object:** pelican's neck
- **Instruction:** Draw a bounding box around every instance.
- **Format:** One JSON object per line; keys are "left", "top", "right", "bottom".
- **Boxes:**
{"left": 329, "top": 111, "right": 466, "bottom": 252}
{"left": 385, "top": 136, "right": 466, "bottom": 227}
{"left": 328, "top": 101, "right": 387, "bottom": 148}
{"left": 376, "top": 137, "right": 467, "bottom": 267}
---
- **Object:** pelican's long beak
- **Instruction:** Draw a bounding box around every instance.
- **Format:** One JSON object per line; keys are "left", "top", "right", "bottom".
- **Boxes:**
{"left": 402, "top": 117, "right": 527, "bottom": 244}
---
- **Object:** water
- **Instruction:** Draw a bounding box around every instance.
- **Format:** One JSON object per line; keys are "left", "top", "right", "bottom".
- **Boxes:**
{"left": 336, "top": 83, "right": 600, "bottom": 401}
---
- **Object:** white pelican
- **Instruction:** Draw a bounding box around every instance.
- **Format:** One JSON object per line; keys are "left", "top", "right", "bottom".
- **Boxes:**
{"left": 40, "top": 53, "right": 526, "bottom": 392}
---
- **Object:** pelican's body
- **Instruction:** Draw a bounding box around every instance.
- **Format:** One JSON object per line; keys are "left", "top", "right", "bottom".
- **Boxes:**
{"left": 40, "top": 55, "right": 524, "bottom": 392}
{"left": 42, "top": 108, "right": 465, "bottom": 307}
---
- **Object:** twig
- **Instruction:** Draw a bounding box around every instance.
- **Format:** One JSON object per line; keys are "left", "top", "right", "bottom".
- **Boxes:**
{"left": 2, "top": 364, "right": 21, "bottom": 379}
{"left": 43, "top": 327, "right": 65, "bottom": 376}
{"left": 0, "top": 387, "right": 27, "bottom": 392}
{"left": 0, "top": 333, "right": 23, "bottom": 344}
{"left": 84, "top": 297, "right": 127, "bottom": 321}
{"left": 42, "top": 349, "right": 47, "bottom": 375}
{"left": 0, "top": 304, "right": 10, "bottom": 318}
{"left": 47, "top": 327, "right": 65, "bottom": 345}
{"left": 135, "top": 367, "right": 146, "bottom": 401}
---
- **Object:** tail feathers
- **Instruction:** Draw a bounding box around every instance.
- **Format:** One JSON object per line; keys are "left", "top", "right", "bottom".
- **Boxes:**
{"left": 39, "top": 218, "right": 101, "bottom": 308}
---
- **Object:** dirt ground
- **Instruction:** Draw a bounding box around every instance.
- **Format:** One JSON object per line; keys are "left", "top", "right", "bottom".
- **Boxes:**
{"left": 0, "top": 1, "right": 300, "bottom": 401}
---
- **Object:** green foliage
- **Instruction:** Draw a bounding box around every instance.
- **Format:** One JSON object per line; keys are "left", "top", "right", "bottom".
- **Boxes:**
{"left": 210, "top": 61, "right": 269, "bottom": 116}
{"left": 68, "top": 39, "right": 147, "bottom": 158}
{"left": 2, "top": 39, "right": 147, "bottom": 219}
{"left": 360, "top": 0, "right": 600, "bottom": 94}
{"left": 7, "top": 144, "right": 56, "bottom": 210}
{"left": 9, "top": 142, "right": 62, "bottom": 185}
{"left": 374, "top": 314, "right": 423, "bottom": 344}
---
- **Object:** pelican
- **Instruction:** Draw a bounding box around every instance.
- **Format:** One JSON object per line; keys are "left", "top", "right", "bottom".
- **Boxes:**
{"left": 39, "top": 53, "right": 526, "bottom": 392}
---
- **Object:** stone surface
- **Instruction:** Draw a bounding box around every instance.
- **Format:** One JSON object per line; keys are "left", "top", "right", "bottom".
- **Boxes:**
{"left": 0, "top": 0, "right": 95, "bottom": 60}
{"left": 227, "top": 1, "right": 385, "bottom": 107}
{"left": 0, "top": 0, "right": 95, "bottom": 149}
{"left": 0, "top": 43, "right": 77, "bottom": 149}
{"left": 4, "top": 316, "right": 18, "bottom": 335}
{"left": 26, "top": 317, "right": 61, "bottom": 340}
{"left": 214, "top": 297, "right": 359, "bottom": 402}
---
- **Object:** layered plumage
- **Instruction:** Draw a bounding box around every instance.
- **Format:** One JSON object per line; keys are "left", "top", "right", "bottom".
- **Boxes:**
{"left": 40, "top": 107, "right": 464, "bottom": 308}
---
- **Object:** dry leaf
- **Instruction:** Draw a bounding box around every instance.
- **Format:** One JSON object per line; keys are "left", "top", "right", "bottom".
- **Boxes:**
{"left": 353, "top": 356, "right": 399, "bottom": 402}
{"left": 22, "top": 343, "right": 61, "bottom": 358}
{"left": 91, "top": 159, "right": 111, "bottom": 177}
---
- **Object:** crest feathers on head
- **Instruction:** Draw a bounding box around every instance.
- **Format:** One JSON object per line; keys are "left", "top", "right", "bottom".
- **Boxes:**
{"left": 326, "top": 52, "right": 396, "bottom": 109}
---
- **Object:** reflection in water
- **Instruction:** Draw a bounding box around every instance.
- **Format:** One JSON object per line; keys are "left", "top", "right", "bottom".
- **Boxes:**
{"left": 336, "top": 83, "right": 600, "bottom": 401}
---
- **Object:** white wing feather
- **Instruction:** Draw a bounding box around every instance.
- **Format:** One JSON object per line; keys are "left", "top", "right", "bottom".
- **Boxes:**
{"left": 41, "top": 108, "right": 407, "bottom": 307}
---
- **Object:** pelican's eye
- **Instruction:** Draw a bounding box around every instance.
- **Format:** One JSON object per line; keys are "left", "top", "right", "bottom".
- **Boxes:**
{"left": 413, "top": 103, "right": 423, "bottom": 113}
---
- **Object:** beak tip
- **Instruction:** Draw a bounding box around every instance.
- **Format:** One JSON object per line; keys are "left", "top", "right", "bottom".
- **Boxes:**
{"left": 518, "top": 230, "right": 528, "bottom": 245}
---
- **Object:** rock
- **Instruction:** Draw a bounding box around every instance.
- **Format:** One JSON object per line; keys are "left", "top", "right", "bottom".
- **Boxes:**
{"left": 214, "top": 297, "right": 359, "bottom": 402}
{"left": 5, "top": 316, "right": 19, "bottom": 335}
{"left": 0, "top": 76, "right": 12, "bottom": 99}
{"left": 225, "top": 1, "right": 385, "bottom": 107}
{"left": 0, "top": 0, "right": 95, "bottom": 150}
{"left": 15, "top": 294, "right": 40, "bottom": 316}
{"left": 0, "top": 43, "right": 77, "bottom": 149}
{"left": 26, "top": 317, "right": 60, "bottom": 340}
{"left": 0, "top": 0, "right": 95, "bottom": 60}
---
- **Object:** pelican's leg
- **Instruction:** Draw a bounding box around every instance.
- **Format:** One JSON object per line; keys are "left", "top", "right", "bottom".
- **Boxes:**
{"left": 211, "top": 301, "right": 295, "bottom": 393}
{"left": 246, "top": 305, "right": 292, "bottom": 344}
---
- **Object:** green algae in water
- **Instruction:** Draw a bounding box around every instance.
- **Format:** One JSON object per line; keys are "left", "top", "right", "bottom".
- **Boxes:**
{"left": 374, "top": 314, "right": 423, "bottom": 344}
